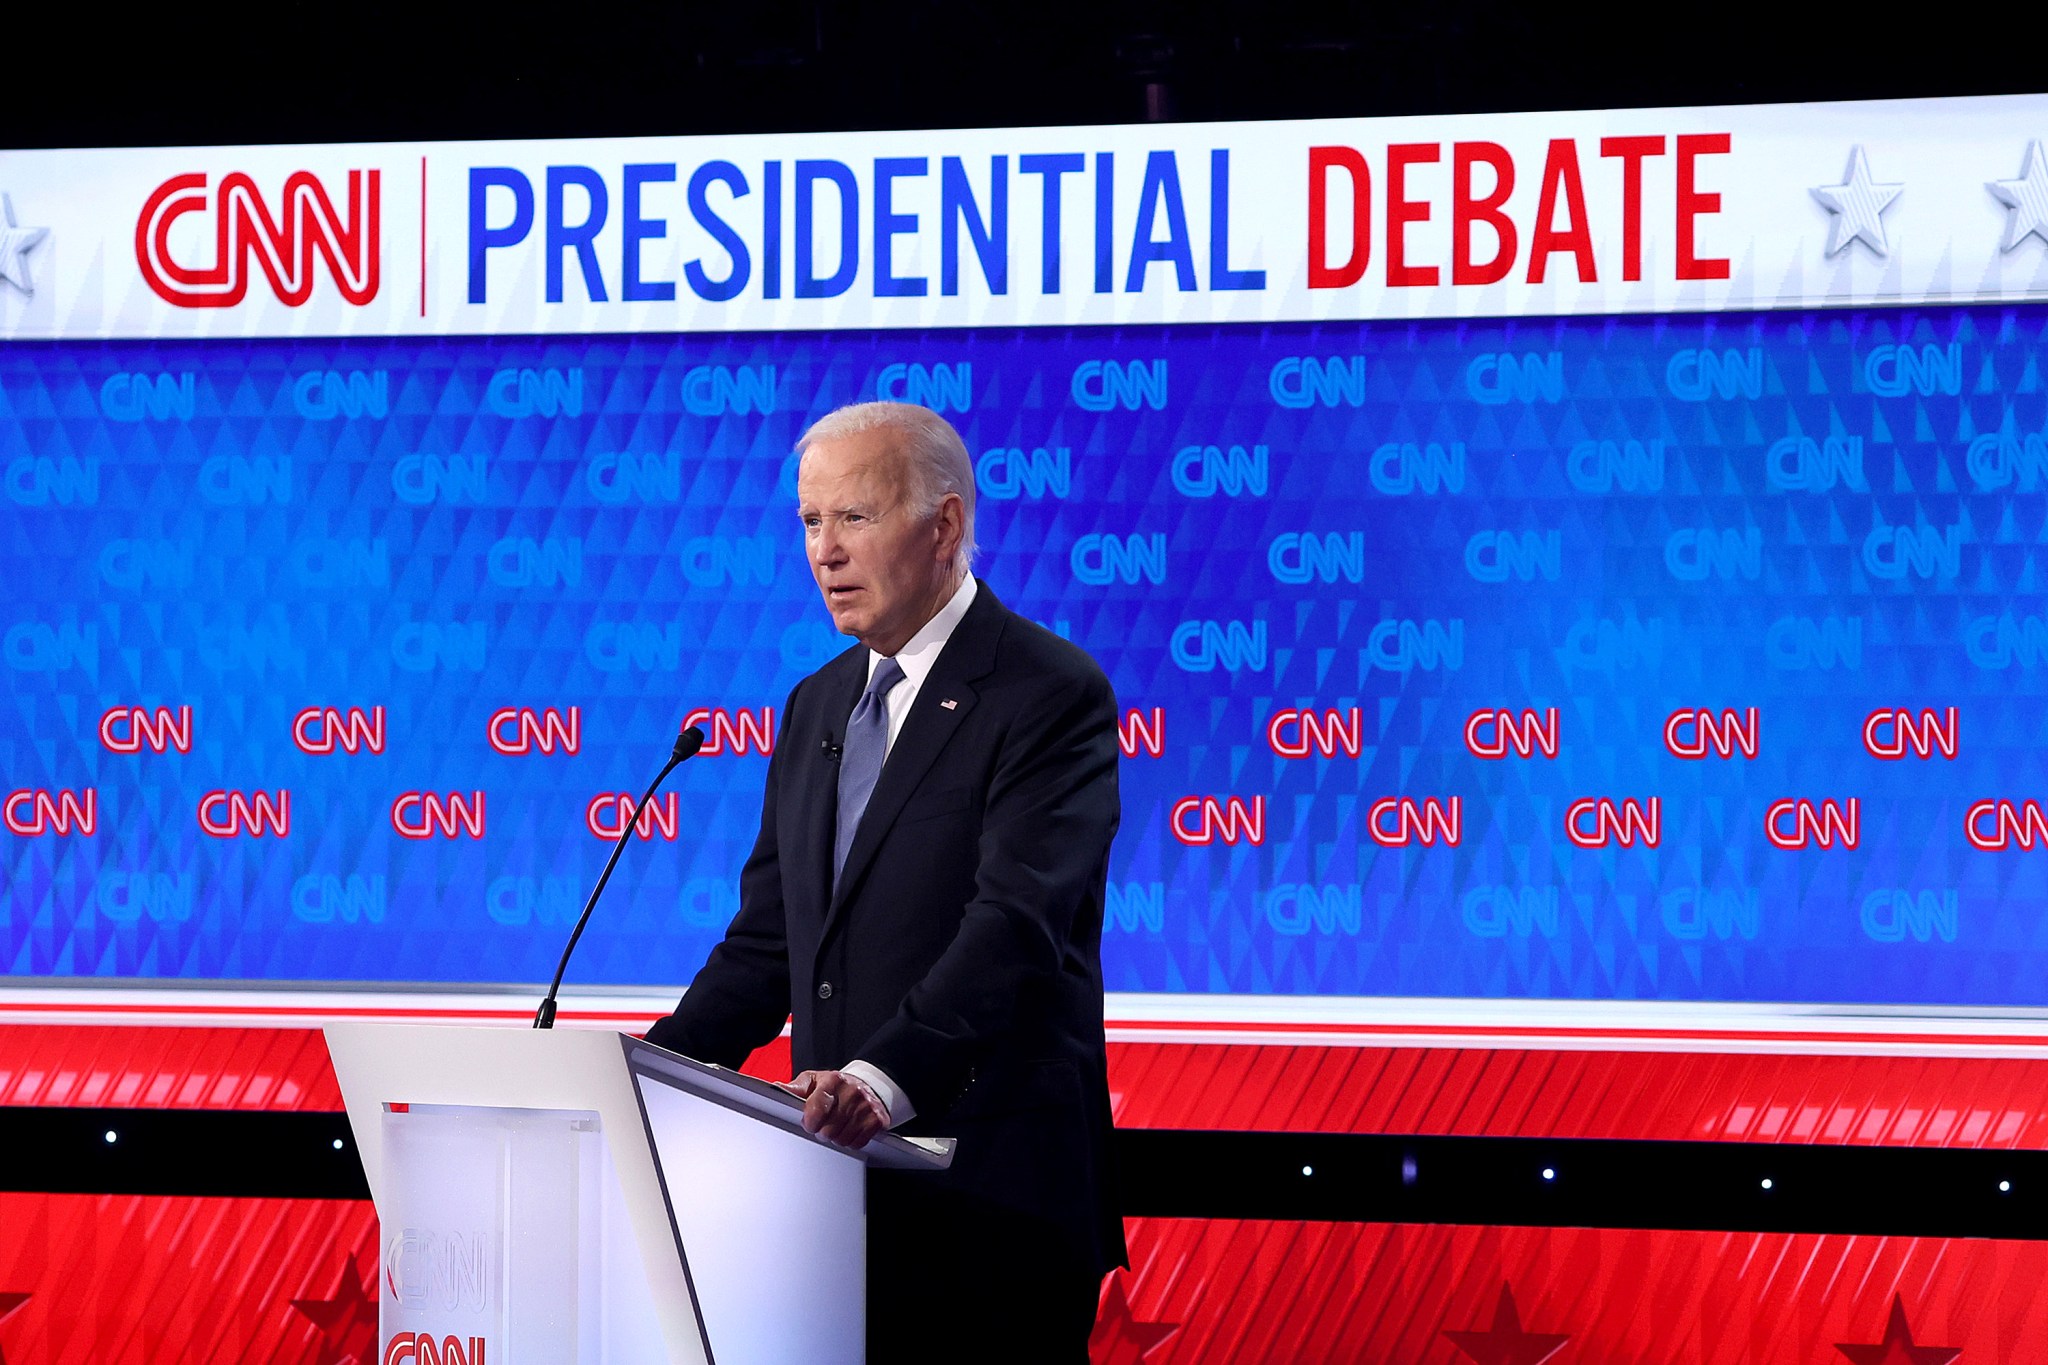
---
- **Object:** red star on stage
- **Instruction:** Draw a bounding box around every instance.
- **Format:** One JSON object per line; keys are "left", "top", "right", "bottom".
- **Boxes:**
{"left": 1836, "top": 1294, "right": 1961, "bottom": 1365}
{"left": 1444, "top": 1284, "right": 1570, "bottom": 1365}
{"left": 1090, "top": 1273, "right": 1179, "bottom": 1363}
{"left": 0, "top": 1292, "right": 30, "bottom": 1365}
{"left": 289, "top": 1252, "right": 378, "bottom": 1365}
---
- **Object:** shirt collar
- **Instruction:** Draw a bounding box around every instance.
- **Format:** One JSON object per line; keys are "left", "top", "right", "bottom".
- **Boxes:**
{"left": 869, "top": 575, "right": 977, "bottom": 690}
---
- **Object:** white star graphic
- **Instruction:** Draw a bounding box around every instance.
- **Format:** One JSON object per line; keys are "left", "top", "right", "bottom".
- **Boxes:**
{"left": 1989, "top": 140, "right": 2048, "bottom": 253}
{"left": 1811, "top": 146, "right": 1903, "bottom": 259}
{"left": 0, "top": 193, "right": 49, "bottom": 297}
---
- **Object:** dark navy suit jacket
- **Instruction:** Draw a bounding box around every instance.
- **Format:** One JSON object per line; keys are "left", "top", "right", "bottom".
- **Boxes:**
{"left": 646, "top": 581, "right": 1127, "bottom": 1276}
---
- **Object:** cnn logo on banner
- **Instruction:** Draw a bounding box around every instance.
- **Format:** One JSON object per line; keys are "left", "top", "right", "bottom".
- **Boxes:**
{"left": 136, "top": 170, "right": 380, "bottom": 307}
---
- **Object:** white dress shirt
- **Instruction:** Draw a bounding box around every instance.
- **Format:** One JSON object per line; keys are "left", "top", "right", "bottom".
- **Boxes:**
{"left": 839, "top": 574, "right": 977, "bottom": 1128}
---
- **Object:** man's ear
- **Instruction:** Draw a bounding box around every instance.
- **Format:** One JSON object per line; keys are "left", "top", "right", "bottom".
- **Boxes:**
{"left": 932, "top": 492, "right": 965, "bottom": 563}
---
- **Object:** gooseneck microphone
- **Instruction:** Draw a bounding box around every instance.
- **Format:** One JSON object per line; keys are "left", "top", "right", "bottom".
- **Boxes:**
{"left": 533, "top": 725, "right": 706, "bottom": 1029}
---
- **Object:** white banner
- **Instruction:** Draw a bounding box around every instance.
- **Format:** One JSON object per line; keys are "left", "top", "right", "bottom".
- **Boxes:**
{"left": 3, "top": 92, "right": 2046, "bottom": 339}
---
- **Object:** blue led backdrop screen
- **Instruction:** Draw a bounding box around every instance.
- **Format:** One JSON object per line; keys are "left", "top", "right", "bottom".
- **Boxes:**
{"left": 4, "top": 306, "right": 2046, "bottom": 1003}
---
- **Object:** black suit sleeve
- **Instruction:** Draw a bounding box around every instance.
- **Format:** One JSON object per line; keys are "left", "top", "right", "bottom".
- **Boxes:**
{"left": 854, "top": 661, "right": 1119, "bottom": 1111}
{"left": 643, "top": 688, "right": 797, "bottom": 1066}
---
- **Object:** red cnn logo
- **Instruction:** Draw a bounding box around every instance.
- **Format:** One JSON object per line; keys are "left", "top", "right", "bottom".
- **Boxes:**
{"left": 680, "top": 707, "right": 775, "bottom": 756}
{"left": 489, "top": 706, "right": 580, "bottom": 755}
{"left": 294, "top": 706, "right": 386, "bottom": 755}
{"left": 1864, "top": 707, "right": 1958, "bottom": 760}
{"left": 1367, "top": 797, "right": 1461, "bottom": 847}
{"left": 1965, "top": 800, "right": 2048, "bottom": 850}
{"left": 1268, "top": 707, "right": 1363, "bottom": 758}
{"left": 1663, "top": 708, "right": 1759, "bottom": 759}
{"left": 1765, "top": 798, "right": 1859, "bottom": 850}
{"left": 198, "top": 790, "right": 290, "bottom": 837}
{"left": 1464, "top": 708, "right": 1558, "bottom": 759}
{"left": 100, "top": 705, "right": 193, "bottom": 754}
{"left": 586, "top": 792, "right": 679, "bottom": 841}
{"left": 1118, "top": 707, "right": 1165, "bottom": 758}
{"left": 1565, "top": 797, "right": 1660, "bottom": 848}
{"left": 391, "top": 792, "right": 486, "bottom": 840}
{"left": 1171, "top": 796, "right": 1266, "bottom": 846}
{"left": 136, "top": 170, "right": 380, "bottom": 308}
{"left": 4, "top": 789, "right": 96, "bottom": 836}
{"left": 382, "top": 1334, "right": 486, "bottom": 1365}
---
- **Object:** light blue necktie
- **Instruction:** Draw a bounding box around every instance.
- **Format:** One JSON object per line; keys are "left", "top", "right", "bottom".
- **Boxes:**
{"left": 834, "top": 656, "right": 906, "bottom": 891}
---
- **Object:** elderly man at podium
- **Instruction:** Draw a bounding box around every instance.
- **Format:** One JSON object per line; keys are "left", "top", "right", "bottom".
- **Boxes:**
{"left": 646, "top": 400, "right": 1125, "bottom": 1361}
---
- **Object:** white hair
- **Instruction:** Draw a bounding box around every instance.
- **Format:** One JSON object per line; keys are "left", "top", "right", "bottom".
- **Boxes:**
{"left": 797, "top": 401, "right": 977, "bottom": 570}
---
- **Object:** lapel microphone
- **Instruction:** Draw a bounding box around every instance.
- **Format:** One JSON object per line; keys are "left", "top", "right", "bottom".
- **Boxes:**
{"left": 534, "top": 724, "right": 706, "bottom": 1029}
{"left": 821, "top": 737, "right": 843, "bottom": 761}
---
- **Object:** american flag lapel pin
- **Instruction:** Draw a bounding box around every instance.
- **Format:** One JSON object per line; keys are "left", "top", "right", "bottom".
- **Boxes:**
{"left": 941, "top": 699, "right": 958, "bottom": 710}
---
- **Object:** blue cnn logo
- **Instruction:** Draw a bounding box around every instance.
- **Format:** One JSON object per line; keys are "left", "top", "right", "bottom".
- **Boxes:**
{"left": 1465, "top": 530, "right": 1560, "bottom": 582}
{"left": 877, "top": 362, "right": 972, "bottom": 412}
{"left": 101, "top": 372, "right": 195, "bottom": 422}
{"left": 1860, "top": 889, "right": 1958, "bottom": 943}
{"left": 1072, "top": 533, "right": 1166, "bottom": 585}
{"left": 393, "top": 453, "right": 487, "bottom": 505}
{"left": 1368, "top": 619, "right": 1463, "bottom": 672}
{"left": 1170, "top": 619, "right": 1266, "bottom": 672}
{"left": 1269, "top": 355, "right": 1365, "bottom": 409}
{"left": 487, "top": 875, "right": 582, "bottom": 926}
{"left": 5, "top": 456, "right": 99, "bottom": 506}
{"left": 1666, "top": 528, "right": 1761, "bottom": 581}
{"left": 680, "top": 878, "right": 739, "bottom": 929}
{"left": 1863, "top": 524, "right": 1962, "bottom": 581}
{"left": 1966, "top": 613, "right": 2048, "bottom": 669}
{"left": 1465, "top": 352, "right": 1563, "bottom": 404}
{"left": 293, "top": 538, "right": 389, "bottom": 589}
{"left": 392, "top": 621, "right": 487, "bottom": 673}
{"left": 197, "top": 617, "right": 298, "bottom": 676}
{"left": 292, "top": 874, "right": 387, "bottom": 924}
{"left": 1461, "top": 887, "right": 1559, "bottom": 938}
{"left": 681, "top": 364, "right": 776, "bottom": 416}
{"left": 1566, "top": 440, "right": 1664, "bottom": 493}
{"left": 1171, "top": 444, "right": 1267, "bottom": 498}
{"left": 1768, "top": 435, "right": 1864, "bottom": 491}
{"left": 1370, "top": 442, "right": 1465, "bottom": 495}
{"left": 1071, "top": 359, "right": 1167, "bottom": 412}
{"left": 1661, "top": 889, "right": 1760, "bottom": 940}
{"left": 1864, "top": 343, "right": 1963, "bottom": 397}
{"left": 1105, "top": 883, "right": 1166, "bottom": 933}
{"left": 1269, "top": 532, "right": 1364, "bottom": 584}
{"left": 97, "top": 872, "right": 195, "bottom": 924}
{"left": 1665, "top": 348, "right": 1764, "bottom": 401}
{"left": 4, "top": 622, "right": 98, "bottom": 677}
{"left": 292, "top": 370, "right": 388, "bottom": 419}
{"left": 100, "top": 539, "right": 193, "bottom": 590}
{"left": 1557, "top": 618, "right": 1663, "bottom": 676}
{"left": 1966, "top": 432, "right": 2048, "bottom": 490}
{"left": 780, "top": 620, "right": 846, "bottom": 672}
{"left": 587, "top": 451, "right": 679, "bottom": 504}
{"left": 682, "top": 535, "right": 775, "bottom": 587}
{"left": 199, "top": 455, "right": 291, "bottom": 505}
{"left": 487, "top": 367, "right": 583, "bottom": 417}
{"left": 978, "top": 447, "right": 1072, "bottom": 500}
{"left": 1767, "top": 615, "right": 1863, "bottom": 670}
{"left": 586, "top": 622, "right": 681, "bottom": 672}
{"left": 489, "top": 537, "right": 583, "bottom": 588}
{"left": 1267, "top": 884, "right": 1362, "bottom": 935}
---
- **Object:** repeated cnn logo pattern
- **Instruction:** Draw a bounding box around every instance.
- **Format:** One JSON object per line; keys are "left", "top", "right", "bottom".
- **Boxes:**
{"left": 4, "top": 308, "right": 2048, "bottom": 1002}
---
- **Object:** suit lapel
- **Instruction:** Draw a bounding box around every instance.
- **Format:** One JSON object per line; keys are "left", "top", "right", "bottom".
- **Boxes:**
{"left": 823, "top": 583, "right": 1006, "bottom": 934}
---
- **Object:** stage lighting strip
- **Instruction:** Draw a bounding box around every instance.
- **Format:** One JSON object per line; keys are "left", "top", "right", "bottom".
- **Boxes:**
{"left": 5, "top": 989, "right": 2048, "bottom": 1057}
{"left": 0, "top": 1110, "right": 2041, "bottom": 1239}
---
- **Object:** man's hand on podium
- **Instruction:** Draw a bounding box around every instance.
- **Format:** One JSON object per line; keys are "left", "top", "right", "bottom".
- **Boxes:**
{"left": 785, "top": 1069, "right": 890, "bottom": 1149}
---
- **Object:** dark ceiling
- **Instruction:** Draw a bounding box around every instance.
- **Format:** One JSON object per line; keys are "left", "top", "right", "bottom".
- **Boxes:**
{"left": 16, "top": 3, "right": 2047, "bottom": 149}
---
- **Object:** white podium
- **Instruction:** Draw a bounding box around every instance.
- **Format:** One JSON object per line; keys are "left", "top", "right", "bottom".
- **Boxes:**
{"left": 325, "top": 1023, "right": 952, "bottom": 1365}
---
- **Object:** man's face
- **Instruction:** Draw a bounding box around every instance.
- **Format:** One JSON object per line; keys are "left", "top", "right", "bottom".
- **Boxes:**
{"left": 797, "top": 428, "right": 957, "bottom": 656}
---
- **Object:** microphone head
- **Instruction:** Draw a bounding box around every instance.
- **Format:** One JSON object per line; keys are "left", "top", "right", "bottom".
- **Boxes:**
{"left": 673, "top": 725, "right": 707, "bottom": 762}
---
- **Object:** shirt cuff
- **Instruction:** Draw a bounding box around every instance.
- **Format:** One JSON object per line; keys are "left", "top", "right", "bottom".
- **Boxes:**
{"left": 842, "top": 1060, "right": 915, "bottom": 1128}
